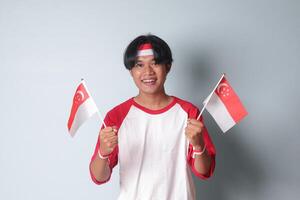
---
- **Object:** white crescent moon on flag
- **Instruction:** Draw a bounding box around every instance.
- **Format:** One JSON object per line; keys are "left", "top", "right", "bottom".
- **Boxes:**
{"left": 217, "top": 83, "right": 229, "bottom": 94}
{"left": 75, "top": 91, "right": 85, "bottom": 102}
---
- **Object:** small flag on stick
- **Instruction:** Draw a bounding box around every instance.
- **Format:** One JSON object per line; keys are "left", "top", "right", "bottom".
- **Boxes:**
{"left": 199, "top": 74, "right": 248, "bottom": 133}
{"left": 67, "top": 80, "right": 102, "bottom": 137}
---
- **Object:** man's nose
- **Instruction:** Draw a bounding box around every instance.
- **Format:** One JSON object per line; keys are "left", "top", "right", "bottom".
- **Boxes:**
{"left": 144, "top": 64, "right": 154, "bottom": 74}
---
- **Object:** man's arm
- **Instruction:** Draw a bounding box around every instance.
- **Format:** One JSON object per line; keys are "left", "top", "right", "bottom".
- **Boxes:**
{"left": 185, "top": 118, "right": 215, "bottom": 177}
{"left": 90, "top": 154, "right": 111, "bottom": 182}
{"left": 90, "top": 126, "right": 118, "bottom": 183}
{"left": 192, "top": 145, "right": 213, "bottom": 176}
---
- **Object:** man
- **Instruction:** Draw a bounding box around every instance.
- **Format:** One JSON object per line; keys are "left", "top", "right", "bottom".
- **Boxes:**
{"left": 90, "top": 34, "right": 216, "bottom": 200}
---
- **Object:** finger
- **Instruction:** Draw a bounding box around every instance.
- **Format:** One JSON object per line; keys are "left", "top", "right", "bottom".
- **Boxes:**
{"left": 185, "top": 130, "right": 193, "bottom": 138}
{"left": 188, "top": 119, "right": 204, "bottom": 127}
{"left": 112, "top": 126, "right": 118, "bottom": 132}
{"left": 185, "top": 131, "right": 200, "bottom": 142}
{"left": 105, "top": 126, "right": 118, "bottom": 133}
{"left": 185, "top": 124, "right": 203, "bottom": 134}
{"left": 105, "top": 136, "right": 118, "bottom": 143}
{"left": 102, "top": 129, "right": 118, "bottom": 137}
{"left": 100, "top": 132, "right": 115, "bottom": 141}
{"left": 186, "top": 123, "right": 199, "bottom": 130}
{"left": 185, "top": 129, "right": 196, "bottom": 136}
{"left": 109, "top": 140, "right": 118, "bottom": 146}
{"left": 102, "top": 127, "right": 116, "bottom": 133}
{"left": 102, "top": 134, "right": 117, "bottom": 142}
{"left": 106, "top": 141, "right": 118, "bottom": 148}
{"left": 101, "top": 129, "right": 117, "bottom": 137}
{"left": 185, "top": 132, "right": 194, "bottom": 141}
{"left": 188, "top": 119, "right": 204, "bottom": 128}
{"left": 103, "top": 131, "right": 117, "bottom": 137}
{"left": 106, "top": 142, "right": 118, "bottom": 152}
{"left": 105, "top": 133, "right": 118, "bottom": 139}
{"left": 185, "top": 127, "right": 202, "bottom": 140}
{"left": 102, "top": 127, "right": 113, "bottom": 132}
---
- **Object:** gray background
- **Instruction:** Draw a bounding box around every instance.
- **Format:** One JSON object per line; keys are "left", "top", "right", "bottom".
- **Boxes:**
{"left": 0, "top": 0, "right": 299, "bottom": 199}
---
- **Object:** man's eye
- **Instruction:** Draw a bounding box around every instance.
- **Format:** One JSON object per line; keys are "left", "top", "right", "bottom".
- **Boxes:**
{"left": 151, "top": 63, "right": 158, "bottom": 67}
{"left": 135, "top": 63, "right": 143, "bottom": 68}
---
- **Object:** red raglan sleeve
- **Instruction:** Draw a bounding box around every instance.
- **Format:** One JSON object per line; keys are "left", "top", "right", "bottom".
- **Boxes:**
{"left": 89, "top": 111, "right": 119, "bottom": 185}
{"left": 186, "top": 106, "right": 216, "bottom": 180}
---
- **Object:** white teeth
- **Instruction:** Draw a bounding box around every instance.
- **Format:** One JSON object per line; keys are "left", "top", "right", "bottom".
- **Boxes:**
{"left": 142, "top": 79, "right": 155, "bottom": 83}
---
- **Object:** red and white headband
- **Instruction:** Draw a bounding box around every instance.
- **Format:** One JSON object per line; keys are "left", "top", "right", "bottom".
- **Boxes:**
{"left": 137, "top": 43, "right": 154, "bottom": 57}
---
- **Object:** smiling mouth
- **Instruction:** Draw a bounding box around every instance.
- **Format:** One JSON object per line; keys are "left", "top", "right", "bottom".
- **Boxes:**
{"left": 141, "top": 78, "right": 156, "bottom": 85}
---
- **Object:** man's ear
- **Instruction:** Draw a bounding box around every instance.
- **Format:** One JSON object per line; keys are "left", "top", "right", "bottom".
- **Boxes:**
{"left": 129, "top": 69, "right": 133, "bottom": 77}
{"left": 166, "top": 64, "right": 171, "bottom": 73}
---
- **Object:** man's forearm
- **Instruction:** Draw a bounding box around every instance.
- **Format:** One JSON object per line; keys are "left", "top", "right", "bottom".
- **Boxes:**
{"left": 193, "top": 150, "right": 212, "bottom": 176}
{"left": 90, "top": 155, "right": 111, "bottom": 182}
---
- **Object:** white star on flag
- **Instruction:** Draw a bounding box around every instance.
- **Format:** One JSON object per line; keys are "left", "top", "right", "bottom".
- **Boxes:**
{"left": 199, "top": 74, "right": 248, "bottom": 133}
{"left": 67, "top": 80, "right": 100, "bottom": 137}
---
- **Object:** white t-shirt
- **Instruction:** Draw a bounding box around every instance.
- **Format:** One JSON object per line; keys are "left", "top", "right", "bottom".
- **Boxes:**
{"left": 90, "top": 96, "right": 216, "bottom": 200}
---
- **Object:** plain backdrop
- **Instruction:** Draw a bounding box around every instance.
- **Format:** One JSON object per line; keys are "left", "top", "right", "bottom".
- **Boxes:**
{"left": 0, "top": 0, "right": 299, "bottom": 199}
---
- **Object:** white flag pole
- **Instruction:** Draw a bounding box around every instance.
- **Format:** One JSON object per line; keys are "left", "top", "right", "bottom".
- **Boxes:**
{"left": 186, "top": 73, "right": 225, "bottom": 153}
{"left": 186, "top": 73, "right": 225, "bottom": 155}
{"left": 197, "top": 73, "right": 225, "bottom": 120}
{"left": 81, "top": 78, "right": 107, "bottom": 128}
{"left": 96, "top": 111, "right": 107, "bottom": 128}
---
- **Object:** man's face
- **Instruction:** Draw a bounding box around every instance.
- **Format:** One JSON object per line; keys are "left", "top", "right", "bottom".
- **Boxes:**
{"left": 130, "top": 55, "right": 169, "bottom": 96}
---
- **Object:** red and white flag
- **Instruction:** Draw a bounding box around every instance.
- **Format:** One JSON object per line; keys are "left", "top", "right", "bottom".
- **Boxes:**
{"left": 67, "top": 80, "right": 99, "bottom": 137}
{"left": 202, "top": 74, "right": 248, "bottom": 133}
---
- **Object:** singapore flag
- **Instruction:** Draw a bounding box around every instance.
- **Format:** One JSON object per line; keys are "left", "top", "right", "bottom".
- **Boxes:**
{"left": 203, "top": 74, "right": 248, "bottom": 133}
{"left": 67, "top": 80, "right": 98, "bottom": 137}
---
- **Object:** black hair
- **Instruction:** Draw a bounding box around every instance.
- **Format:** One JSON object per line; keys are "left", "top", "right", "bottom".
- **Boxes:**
{"left": 123, "top": 34, "right": 173, "bottom": 70}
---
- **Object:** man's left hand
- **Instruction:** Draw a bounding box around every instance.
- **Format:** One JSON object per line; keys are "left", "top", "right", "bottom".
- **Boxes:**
{"left": 185, "top": 119, "right": 205, "bottom": 149}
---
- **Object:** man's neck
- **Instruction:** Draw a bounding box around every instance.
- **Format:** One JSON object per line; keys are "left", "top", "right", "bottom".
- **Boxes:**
{"left": 134, "top": 92, "right": 173, "bottom": 110}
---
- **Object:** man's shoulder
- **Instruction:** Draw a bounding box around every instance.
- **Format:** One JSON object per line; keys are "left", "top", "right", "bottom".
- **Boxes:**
{"left": 173, "top": 96, "right": 198, "bottom": 111}
{"left": 106, "top": 97, "right": 134, "bottom": 119}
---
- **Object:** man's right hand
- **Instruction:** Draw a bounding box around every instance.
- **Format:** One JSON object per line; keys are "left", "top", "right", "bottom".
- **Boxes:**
{"left": 99, "top": 126, "right": 118, "bottom": 156}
